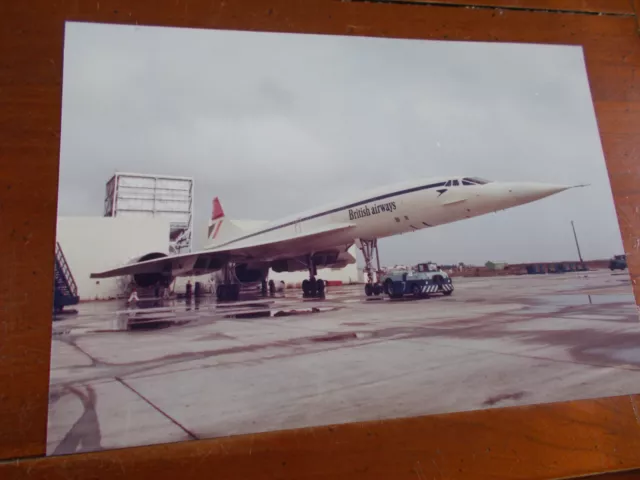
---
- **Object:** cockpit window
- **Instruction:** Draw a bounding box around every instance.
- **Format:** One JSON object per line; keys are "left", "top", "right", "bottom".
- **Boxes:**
{"left": 463, "top": 177, "right": 491, "bottom": 185}
{"left": 445, "top": 180, "right": 452, "bottom": 187}
{"left": 452, "top": 180, "right": 460, "bottom": 186}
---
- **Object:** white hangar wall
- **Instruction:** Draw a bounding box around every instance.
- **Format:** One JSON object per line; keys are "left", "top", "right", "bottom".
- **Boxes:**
{"left": 56, "top": 216, "right": 171, "bottom": 301}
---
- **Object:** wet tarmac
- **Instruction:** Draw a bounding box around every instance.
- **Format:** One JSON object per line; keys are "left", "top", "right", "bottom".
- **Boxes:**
{"left": 47, "top": 269, "right": 640, "bottom": 456}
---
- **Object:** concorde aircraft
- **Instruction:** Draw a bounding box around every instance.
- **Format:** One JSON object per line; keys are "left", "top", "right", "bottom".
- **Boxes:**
{"left": 90, "top": 175, "right": 585, "bottom": 301}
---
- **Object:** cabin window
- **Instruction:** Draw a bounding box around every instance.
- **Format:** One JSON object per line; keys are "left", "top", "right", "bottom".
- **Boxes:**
{"left": 462, "top": 179, "right": 474, "bottom": 185}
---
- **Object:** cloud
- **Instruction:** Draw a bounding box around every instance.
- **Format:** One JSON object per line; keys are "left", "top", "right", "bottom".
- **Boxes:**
{"left": 57, "top": 22, "right": 623, "bottom": 266}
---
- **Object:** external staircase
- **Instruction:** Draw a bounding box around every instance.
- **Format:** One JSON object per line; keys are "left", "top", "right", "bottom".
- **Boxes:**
{"left": 53, "top": 241, "right": 79, "bottom": 313}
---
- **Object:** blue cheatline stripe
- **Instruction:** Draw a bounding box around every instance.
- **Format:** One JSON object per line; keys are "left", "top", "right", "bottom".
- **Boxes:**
{"left": 212, "top": 181, "right": 448, "bottom": 249}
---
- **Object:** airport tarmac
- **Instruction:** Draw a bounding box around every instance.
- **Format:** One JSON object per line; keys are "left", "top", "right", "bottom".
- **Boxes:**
{"left": 47, "top": 269, "right": 640, "bottom": 456}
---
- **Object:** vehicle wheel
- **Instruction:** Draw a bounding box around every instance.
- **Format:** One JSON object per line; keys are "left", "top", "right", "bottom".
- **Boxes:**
{"left": 373, "top": 283, "right": 382, "bottom": 296}
{"left": 364, "top": 283, "right": 373, "bottom": 296}
{"left": 443, "top": 290, "right": 452, "bottom": 296}
{"left": 387, "top": 282, "right": 396, "bottom": 298}
{"left": 384, "top": 279, "right": 393, "bottom": 296}
{"left": 412, "top": 284, "right": 421, "bottom": 297}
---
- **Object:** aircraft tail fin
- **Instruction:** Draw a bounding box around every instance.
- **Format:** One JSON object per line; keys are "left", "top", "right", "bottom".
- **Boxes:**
{"left": 206, "top": 197, "right": 245, "bottom": 247}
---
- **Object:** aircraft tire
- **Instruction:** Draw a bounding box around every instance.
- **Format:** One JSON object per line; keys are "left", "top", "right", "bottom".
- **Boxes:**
{"left": 309, "top": 278, "right": 318, "bottom": 297}
{"left": 302, "top": 279, "right": 310, "bottom": 297}
{"left": 373, "top": 283, "right": 382, "bottom": 296}
{"left": 317, "top": 279, "right": 325, "bottom": 296}
{"left": 364, "top": 283, "right": 373, "bottom": 296}
{"left": 268, "top": 279, "right": 276, "bottom": 295}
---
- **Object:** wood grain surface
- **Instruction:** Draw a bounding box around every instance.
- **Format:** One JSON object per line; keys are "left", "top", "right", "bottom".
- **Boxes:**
{"left": 1, "top": 0, "right": 639, "bottom": 478}
{"left": 2, "top": 394, "right": 640, "bottom": 480}
{"left": 373, "top": 0, "right": 635, "bottom": 15}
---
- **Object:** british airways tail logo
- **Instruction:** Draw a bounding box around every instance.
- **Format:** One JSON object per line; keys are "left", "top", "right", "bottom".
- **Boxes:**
{"left": 208, "top": 219, "right": 223, "bottom": 239}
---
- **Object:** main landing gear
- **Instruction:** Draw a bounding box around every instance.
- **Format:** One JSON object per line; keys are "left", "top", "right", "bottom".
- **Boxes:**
{"left": 216, "top": 264, "right": 240, "bottom": 302}
{"left": 358, "top": 238, "right": 383, "bottom": 297}
{"left": 261, "top": 279, "right": 276, "bottom": 296}
{"left": 301, "top": 255, "right": 325, "bottom": 298}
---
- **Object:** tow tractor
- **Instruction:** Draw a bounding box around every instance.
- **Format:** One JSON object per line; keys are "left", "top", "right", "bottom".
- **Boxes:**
{"left": 379, "top": 262, "right": 454, "bottom": 299}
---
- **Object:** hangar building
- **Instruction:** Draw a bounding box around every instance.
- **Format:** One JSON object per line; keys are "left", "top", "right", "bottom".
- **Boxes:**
{"left": 56, "top": 216, "right": 171, "bottom": 301}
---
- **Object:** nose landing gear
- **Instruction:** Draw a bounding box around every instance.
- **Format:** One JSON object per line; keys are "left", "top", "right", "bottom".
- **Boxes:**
{"left": 358, "top": 238, "right": 383, "bottom": 297}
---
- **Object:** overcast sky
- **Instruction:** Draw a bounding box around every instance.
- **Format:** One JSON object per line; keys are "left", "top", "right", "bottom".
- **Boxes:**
{"left": 57, "top": 21, "right": 624, "bottom": 266}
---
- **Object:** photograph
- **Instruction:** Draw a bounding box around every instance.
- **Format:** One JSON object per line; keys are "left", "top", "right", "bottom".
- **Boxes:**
{"left": 49, "top": 21, "right": 637, "bottom": 456}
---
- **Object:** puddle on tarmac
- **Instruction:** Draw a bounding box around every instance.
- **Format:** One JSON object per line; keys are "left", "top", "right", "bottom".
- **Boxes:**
{"left": 311, "top": 331, "right": 375, "bottom": 343}
{"left": 585, "top": 346, "right": 640, "bottom": 365}
{"left": 534, "top": 294, "right": 635, "bottom": 306}
{"left": 224, "top": 306, "right": 338, "bottom": 319}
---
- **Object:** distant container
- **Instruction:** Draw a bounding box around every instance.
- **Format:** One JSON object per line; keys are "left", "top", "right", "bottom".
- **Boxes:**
{"left": 104, "top": 172, "right": 194, "bottom": 254}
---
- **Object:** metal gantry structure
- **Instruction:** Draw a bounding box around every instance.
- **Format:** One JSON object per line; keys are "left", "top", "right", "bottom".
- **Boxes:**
{"left": 104, "top": 172, "right": 194, "bottom": 254}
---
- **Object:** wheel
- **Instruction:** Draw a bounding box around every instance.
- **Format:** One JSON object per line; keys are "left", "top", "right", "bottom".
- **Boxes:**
{"left": 411, "top": 284, "right": 422, "bottom": 297}
{"left": 443, "top": 290, "right": 452, "bottom": 296}
{"left": 317, "top": 279, "right": 325, "bottom": 296}
{"left": 386, "top": 282, "right": 396, "bottom": 298}
{"left": 308, "top": 278, "right": 318, "bottom": 297}
{"left": 373, "top": 283, "right": 382, "bottom": 296}
{"left": 261, "top": 280, "right": 267, "bottom": 296}
{"left": 302, "top": 279, "right": 310, "bottom": 297}
{"left": 364, "top": 283, "right": 373, "bottom": 296}
{"left": 268, "top": 280, "right": 276, "bottom": 295}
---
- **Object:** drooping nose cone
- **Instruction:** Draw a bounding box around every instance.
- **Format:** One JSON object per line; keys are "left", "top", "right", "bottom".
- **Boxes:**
{"left": 505, "top": 182, "right": 575, "bottom": 207}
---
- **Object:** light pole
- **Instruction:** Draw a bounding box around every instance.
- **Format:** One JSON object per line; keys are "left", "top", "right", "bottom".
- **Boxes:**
{"left": 571, "top": 220, "right": 584, "bottom": 264}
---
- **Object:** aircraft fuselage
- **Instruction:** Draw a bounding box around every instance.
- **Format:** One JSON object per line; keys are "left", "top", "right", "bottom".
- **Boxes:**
{"left": 204, "top": 176, "right": 573, "bottom": 260}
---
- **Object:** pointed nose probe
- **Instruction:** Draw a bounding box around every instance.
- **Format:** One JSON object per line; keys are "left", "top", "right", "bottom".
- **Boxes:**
{"left": 507, "top": 182, "right": 584, "bottom": 204}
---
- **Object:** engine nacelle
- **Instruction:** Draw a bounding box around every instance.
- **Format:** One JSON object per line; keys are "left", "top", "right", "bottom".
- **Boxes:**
{"left": 127, "top": 252, "right": 173, "bottom": 288}
{"left": 271, "top": 251, "right": 346, "bottom": 273}
{"left": 234, "top": 263, "right": 270, "bottom": 284}
{"left": 271, "top": 258, "right": 306, "bottom": 273}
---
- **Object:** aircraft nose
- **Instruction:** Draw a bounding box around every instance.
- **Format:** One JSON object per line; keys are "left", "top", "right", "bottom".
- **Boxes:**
{"left": 506, "top": 182, "right": 574, "bottom": 204}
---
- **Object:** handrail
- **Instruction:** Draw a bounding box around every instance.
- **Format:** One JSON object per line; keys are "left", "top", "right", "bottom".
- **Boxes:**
{"left": 55, "top": 242, "right": 77, "bottom": 296}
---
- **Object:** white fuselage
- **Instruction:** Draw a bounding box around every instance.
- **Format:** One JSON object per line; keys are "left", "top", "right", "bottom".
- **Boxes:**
{"left": 204, "top": 175, "right": 574, "bottom": 260}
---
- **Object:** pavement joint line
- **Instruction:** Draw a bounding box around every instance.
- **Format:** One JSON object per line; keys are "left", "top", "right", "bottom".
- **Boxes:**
{"left": 114, "top": 376, "right": 199, "bottom": 441}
